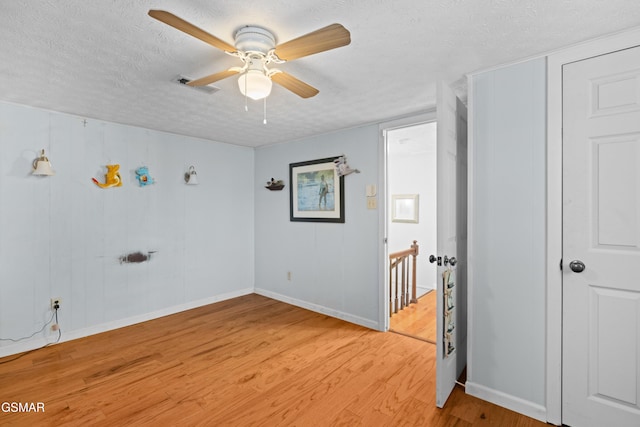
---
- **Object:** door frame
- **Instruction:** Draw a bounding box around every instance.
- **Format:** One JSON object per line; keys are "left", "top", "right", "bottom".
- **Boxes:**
{"left": 378, "top": 110, "right": 436, "bottom": 331}
{"left": 547, "top": 26, "right": 640, "bottom": 425}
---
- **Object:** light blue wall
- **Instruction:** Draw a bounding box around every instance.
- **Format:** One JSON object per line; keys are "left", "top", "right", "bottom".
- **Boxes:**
{"left": 254, "top": 125, "right": 381, "bottom": 328}
{"left": 0, "top": 101, "right": 255, "bottom": 357}
{"left": 0, "top": 100, "right": 392, "bottom": 356}
{"left": 468, "top": 58, "right": 546, "bottom": 410}
{"left": 0, "top": 70, "right": 552, "bottom": 420}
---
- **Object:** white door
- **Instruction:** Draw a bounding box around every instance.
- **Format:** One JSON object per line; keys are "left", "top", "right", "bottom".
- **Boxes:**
{"left": 435, "top": 81, "right": 468, "bottom": 407}
{"left": 563, "top": 45, "right": 640, "bottom": 426}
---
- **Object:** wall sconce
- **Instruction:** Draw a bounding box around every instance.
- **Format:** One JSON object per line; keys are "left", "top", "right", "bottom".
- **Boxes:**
{"left": 184, "top": 166, "right": 198, "bottom": 185}
{"left": 32, "top": 149, "right": 55, "bottom": 176}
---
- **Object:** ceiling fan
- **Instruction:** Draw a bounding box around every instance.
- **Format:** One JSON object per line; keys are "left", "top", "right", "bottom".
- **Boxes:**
{"left": 148, "top": 10, "right": 351, "bottom": 100}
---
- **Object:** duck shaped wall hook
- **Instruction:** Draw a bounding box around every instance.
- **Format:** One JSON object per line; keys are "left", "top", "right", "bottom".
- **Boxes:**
{"left": 334, "top": 155, "right": 360, "bottom": 177}
{"left": 265, "top": 178, "right": 285, "bottom": 190}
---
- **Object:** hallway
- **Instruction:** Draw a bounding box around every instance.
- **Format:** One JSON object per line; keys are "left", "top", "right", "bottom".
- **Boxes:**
{"left": 389, "top": 290, "right": 437, "bottom": 343}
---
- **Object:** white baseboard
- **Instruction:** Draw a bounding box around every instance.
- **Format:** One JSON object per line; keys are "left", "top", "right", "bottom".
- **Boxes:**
{"left": 466, "top": 381, "right": 547, "bottom": 423}
{"left": 0, "top": 288, "right": 254, "bottom": 359}
{"left": 2, "top": 288, "right": 380, "bottom": 358}
{"left": 254, "top": 288, "right": 381, "bottom": 330}
{"left": 417, "top": 285, "right": 434, "bottom": 298}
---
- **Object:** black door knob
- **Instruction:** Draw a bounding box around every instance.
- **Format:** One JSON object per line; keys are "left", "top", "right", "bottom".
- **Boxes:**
{"left": 569, "top": 260, "right": 586, "bottom": 273}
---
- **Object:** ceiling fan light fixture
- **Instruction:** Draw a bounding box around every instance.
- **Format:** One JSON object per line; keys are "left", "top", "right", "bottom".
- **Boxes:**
{"left": 238, "top": 70, "right": 272, "bottom": 100}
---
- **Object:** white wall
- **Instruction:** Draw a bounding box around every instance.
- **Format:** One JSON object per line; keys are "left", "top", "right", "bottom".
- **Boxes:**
{"left": 467, "top": 58, "right": 547, "bottom": 420}
{"left": 387, "top": 122, "right": 437, "bottom": 293}
{"left": 253, "top": 125, "right": 381, "bottom": 329}
{"left": 0, "top": 101, "right": 255, "bottom": 357}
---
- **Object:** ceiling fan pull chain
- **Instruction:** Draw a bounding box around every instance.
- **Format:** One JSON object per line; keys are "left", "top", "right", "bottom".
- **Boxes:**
{"left": 244, "top": 73, "right": 249, "bottom": 112}
{"left": 263, "top": 97, "right": 267, "bottom": 125}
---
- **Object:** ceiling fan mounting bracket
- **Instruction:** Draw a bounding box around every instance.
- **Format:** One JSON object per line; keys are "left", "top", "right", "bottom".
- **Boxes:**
{"left": 234, "top": 26, "right": 276, "bottom": 56}
{"left": 229, "top": 26, "right": 285, "bottom": 76}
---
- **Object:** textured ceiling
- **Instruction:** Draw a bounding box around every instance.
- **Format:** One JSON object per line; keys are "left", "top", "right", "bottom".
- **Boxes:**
{"left": 1, "top": 1, "right": 639, "bottom": 147}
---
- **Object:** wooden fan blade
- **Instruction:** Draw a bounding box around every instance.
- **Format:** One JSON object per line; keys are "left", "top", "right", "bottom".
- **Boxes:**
{"left": 187, "top": 69, "right": 239, "bottom": 86}
{"left": 271, "top": 72, "right": 319, "bottom": 98}
{"left": 148, "top": 10, "right": 236, "bottom": 53}
{"left": 274, "top": 24, "right": 350, "bottom": 61}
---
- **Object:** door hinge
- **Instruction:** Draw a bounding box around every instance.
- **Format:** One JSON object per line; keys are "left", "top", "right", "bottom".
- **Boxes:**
{"left": 559, "top": 258, "right": 563, "bottom": 271}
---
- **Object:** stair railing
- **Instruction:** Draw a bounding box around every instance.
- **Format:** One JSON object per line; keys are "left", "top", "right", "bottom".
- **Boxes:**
{"left": 389, "top": 240, "right": 419, "bottom": 316}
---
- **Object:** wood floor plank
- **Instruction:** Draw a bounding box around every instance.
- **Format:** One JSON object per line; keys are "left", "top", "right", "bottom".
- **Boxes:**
{"left": 390, "top": 290, "right": 437, "bottom": 342}
{"left": 0, "top": 294, "right": 546, "bottom": 426}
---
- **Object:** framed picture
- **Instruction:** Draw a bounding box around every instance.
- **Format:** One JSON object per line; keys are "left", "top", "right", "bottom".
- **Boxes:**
{"left": 290, "top": 156, "right": 345, "bottom": 223}
{"left": 392, "top": 194, "right": 419, "bottom": 223}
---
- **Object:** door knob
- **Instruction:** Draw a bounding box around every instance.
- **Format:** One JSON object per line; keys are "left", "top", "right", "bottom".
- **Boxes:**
{"left": 446, "top": 256, "right": 457, "bottom": 266}
{"left": 429, "top": 255, "right": 441, "bottom": 266}
{"left": 569, "top": 260, "right": 586, "bottom": 273}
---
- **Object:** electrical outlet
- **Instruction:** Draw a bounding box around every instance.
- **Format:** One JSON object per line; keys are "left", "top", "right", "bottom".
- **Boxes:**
{"left": 50, "top": 298, "right": 61, "bottom": 310}
{"left": 287, "top": 271, "right": 292, "bottom": 281}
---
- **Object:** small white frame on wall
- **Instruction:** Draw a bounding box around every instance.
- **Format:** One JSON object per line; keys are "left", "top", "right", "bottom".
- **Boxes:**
{"left": 391, "top": 194, "right": 419, "bottom": 223}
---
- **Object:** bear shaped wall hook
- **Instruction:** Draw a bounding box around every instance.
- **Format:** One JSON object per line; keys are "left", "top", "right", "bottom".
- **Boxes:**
{"left": 92, "top": 164, "right": 122, "bottom": 188}
{"left": 135, "top": 166, "right": 155, "bottom": 186}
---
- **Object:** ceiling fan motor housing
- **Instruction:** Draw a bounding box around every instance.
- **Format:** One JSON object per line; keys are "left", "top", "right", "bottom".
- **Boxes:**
{"left": 234, "top": 26, "right": 276, "bottom": 54}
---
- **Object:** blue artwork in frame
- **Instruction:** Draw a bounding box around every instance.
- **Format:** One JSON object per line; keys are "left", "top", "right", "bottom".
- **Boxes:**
{"left": 289, "top": 156, "right": 345, "bottom": 223}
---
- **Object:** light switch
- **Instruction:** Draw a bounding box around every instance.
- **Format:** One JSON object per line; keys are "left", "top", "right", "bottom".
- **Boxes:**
{"left": 366, "top": 184, "right": 377, "bottom": 197}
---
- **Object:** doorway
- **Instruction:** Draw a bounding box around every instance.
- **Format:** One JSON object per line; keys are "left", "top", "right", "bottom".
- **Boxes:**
{"left": 385, "top": 120, "right": 437, "bottom": 343}
{"left": 379, "top": 84, "right": 467, "bottom": 409}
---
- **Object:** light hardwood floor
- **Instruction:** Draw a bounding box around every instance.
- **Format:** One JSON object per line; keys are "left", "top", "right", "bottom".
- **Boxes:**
{"left": 389, "top": 290, "right": 437, "bottom": 343}
{"left": 0, "top": 294, "right": 546, "bottom": 426}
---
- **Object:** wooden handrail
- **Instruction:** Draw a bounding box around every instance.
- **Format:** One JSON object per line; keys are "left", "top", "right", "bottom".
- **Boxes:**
{"left": 389, "top": 246, "right": 418, "bottom": 259}
{"left": 389, "top": 240, "right": 419, "bottom": 316}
